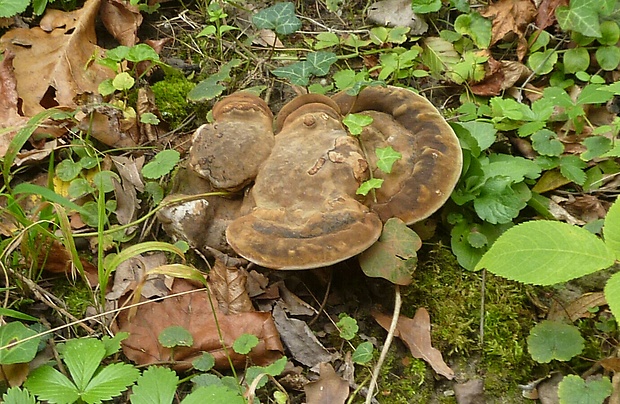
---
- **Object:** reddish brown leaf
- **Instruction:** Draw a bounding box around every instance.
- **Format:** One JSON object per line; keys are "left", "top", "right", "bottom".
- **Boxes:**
{"left": 304, "top": 363, "right": 349, "bottom": 404}
{"left": 480, "top": 0, "right": 537, "bottom": 60}
{"left": 0, "top": 49, "right": 24, "bottom": 158}
{"left": 372, "top": 307, "right": 454, "bottom": 379}
{"left": 116, "top": 278, "right": 283, "bottom": 371}
{"left": 0, "top": 0, "right": 114, "bottom": 116}
{"left": 537, "top": 0, "right": 568, "bottom": 30}
{"left": 100, "top": 0, "right": 142, "bottom": 46}
{"left": 601, "top": 357, "right": 620, "bottom": 372}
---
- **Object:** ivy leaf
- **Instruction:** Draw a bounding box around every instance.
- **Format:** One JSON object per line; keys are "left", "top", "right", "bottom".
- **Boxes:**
{"left": 356, "top": 178, "right": 384, "bottom": 196}
{"left": 272, "top": 61, "right": 313, "bottom": 86}
{"left": 475, "top": 220, "right": 615, "bottom": 284}
{"left": 343, "top": 113, "right": 374, "bottom": 135}
{"left": 474, "top": 177, "right": 530, "bottom": 224}
{"left": 454, "top": 12, "right": 492, "bottom": 48}
{"left": 556, "top": 0, "right": 602, "bottom": 37}
{"left": 252, "top": 2, "right": 301, "bottom": 35}
{"left": 375, "top": 146, "right": 402, "bottom": 173}
{"left": 532, "top": 129, "right": 565, "bottom": 156}
{"left": 306, "top": 51, "right": 337, "bottom": 76}
{"left": 527, "top": 321, "right": 584, "bottom": 363}
{"left": 359, "top": 217, "right": 422, "bottom": 285}
{"left": 560, "top": 155, "right": 587, "bottom": 185}
{"left": 142, "top": 150, "right": 180, "bottom": 180}
{"left": 130, "top": 366, "right": 178, "bottom": 404}
{"left": 558, "top": 375, "right": 612, "bottom": 404}
{"left": 352, "top": 342, "right": 374, "bottom": 364}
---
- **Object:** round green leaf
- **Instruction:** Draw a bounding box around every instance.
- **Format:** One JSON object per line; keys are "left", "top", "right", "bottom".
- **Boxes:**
{"left": 411, "top": 0, "right": 442, "bottom": 14}
{"left": 68, "top": 178, "right": 94, "bottom": 198}
{"left": 56, "top": 159, "right": 82, "bottom": 181}
{"left": 527, "top": 320, "right": 584, "bottom": 363}
{"left": 476, "top": 220, "right": 615, "bottom": 285}
{"left": 0, "top": 322, "right": 40, "bottom": 365}
{"left": 92, "top": 170, "right": 120, "bottom": 193}
{"left": 558, "top": 375, "right": 612, "bottom": 404}
{"left": 126, "top": 43, "right": 160, "bottom": 62}
{"left": 336, "top": 315, "right": 358, "bottom": 340}
{"left": 158, "top": 326, "right": 193, "bottom": 348}
{"left": 142, "top": 149, "right": 180, "bottom": 179}
{"left": 112, "top": 72, "right": 135, "bottom": 91}
{"left": 595, "top": 46, "right": 620, "bottom": 71}
{"left": 563, "top": 47, "right": 590, "bottom": 74}
{"left": 98, "top": 79, "right": 116, "bottom": 96}
{"left": 454, "top": 12, "right": 492, "bottom": 49}
{"left": 79, "top": 201, "right": 101, "bottom": 227}
{"left": 528, "top": 49, "right": 558, "bottom": 75}
{"left": 598, "top": 21, "right": 620, "bottom": 45}
{"left": 532, "top": 129, "right": 565, "bottom": 156}
{"left": 192, "top": 352, "right": 216, "bottom": 372}
{"left": 232, "top": 333, "right": 259, "bottom": 355}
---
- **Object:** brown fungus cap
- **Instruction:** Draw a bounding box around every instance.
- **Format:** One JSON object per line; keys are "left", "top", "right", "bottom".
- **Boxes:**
{"left": 226, "top": 94, "right": 382, "bottom": 270}
{"left": 188, "top": 92, "right": 275, "bottom": 191}
{"left": 332, "top": 86, "right": 463, "bottom": 224}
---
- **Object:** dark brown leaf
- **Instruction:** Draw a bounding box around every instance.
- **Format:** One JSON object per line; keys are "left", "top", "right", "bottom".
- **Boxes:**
{"left": 480, "top": 0, "right": 537, "bottom": 60}
{"left": 208, "top": 259, "right": 253, "bottom": 315}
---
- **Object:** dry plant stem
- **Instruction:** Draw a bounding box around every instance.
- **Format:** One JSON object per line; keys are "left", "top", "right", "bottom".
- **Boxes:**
{"left": 479, "top": 268, "right": 486, "bottom": 347}
{"left": 7, "top": 266, "right": 95, "bottom": 334}
{"left": 365, "top": 284, "right": 402, "bottom": 404}
{"left": 307, "top": 269, "right": 333, "bottom": 326}
{"left": 610, "top": 370, "right": 620, "bottom": 404}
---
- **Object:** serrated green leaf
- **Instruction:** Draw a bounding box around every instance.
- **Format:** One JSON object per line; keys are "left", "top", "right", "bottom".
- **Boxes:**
{"left": 532, "top": 129, "right": 565, "bottom": 156}
{"left": 454, "top": 121, "right": 497, "bottom": 151}
{"left": 63, "top": 339, "right": 106, "bottom": 391}
{"left": 558, "top": 375, "right": 612, "bottom": 404}
{"left": 356, "top": 178, "right": 384, "bottom": 196}
{"left": 181, "top": 385, "right": 245, "bottom": 404}
{"left": 527, "top": 321, "right": 584, "bottom": 363}
{"left": 604, "top": 272, "right": 620, "bottom": 324}
{"left": 556, "top": 0, "right": 601, "bottom": 37}
{"left": 126, "top": 44, "right": 159, "bottom": 62}
{"left": 82, "top": 363, "right": 139, "bottom": 403}
{"left": 359, "top": 217, "right": 421, "bottom": 285}
{"left": 454, "top": 12, "right": 492, "bottom": 48}
{"left": 596, "top": 45, "right": 620, "bottom": 71}
{"left": 2, "top": 386, "right": 36, "bottom": 404}
{"left": 603, "top": 198, "right": 620, "bottom": 260}
{"left": 142, "top": 149, "right": 180, "bottom": 179}
{"left": 421, "top": 37, "right": 460, "bottom": 78}
{"left": 0, "top": 0, "right": 29, "bottom": 18}
{"left": 474, "top": 177, "right": 530, "bottom": 224}
{"left": 577, "top": 84, "right": 614, "bottom": 105}
{"left": 233, "top": 333, "right": 259, "bottom": 355}
{"left": 56, "top": 160, "right": 82, "bottom": 182}
{"left": 0, "top": 322, "right": 39, "bottom": 365}
{"left": 252, "top": 2, "right": 301, "bottom": 35}
{"left": 25, "top": 365, "right": 78, "bottom": 404}
{"left": 102, "top": 332, "right": 128, "bottom": 357}
{"left": 130, "top": 366, "right": 178, "bottom": 404}
{"left": 158, "top": 326, "right": 193, "bottom": 348}
{"left": 475, "top": 220, "right": 615, "bottom": 284}
{"left": 482, "top": 154, "right": 541, "bottom": 183}
{"left": 560, "top": 155, "right": 587, "bottom": 185}
{"left": 352, "top": 342, "right": 374, "bottom": 364}
{"left": 315, "top": 32, "right": 340, "bottom": 49}
{"left": 375, "top": 146, "right": 402, "bottom": 173}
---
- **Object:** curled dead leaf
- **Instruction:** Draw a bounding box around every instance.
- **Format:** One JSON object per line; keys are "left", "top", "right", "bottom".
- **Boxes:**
{"left": 304, "top": 363, "right": 349, "bottom": 404}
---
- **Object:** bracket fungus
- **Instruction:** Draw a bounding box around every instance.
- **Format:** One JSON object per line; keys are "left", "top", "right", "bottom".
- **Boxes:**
{"left": 188, "top": 92, "right": 275, "bottom": 191}
{"left": 332, "top": 86, "right": 463, "bottom": 224}
{"left": 225, "top": 94, "right": 383, "bottom": 270}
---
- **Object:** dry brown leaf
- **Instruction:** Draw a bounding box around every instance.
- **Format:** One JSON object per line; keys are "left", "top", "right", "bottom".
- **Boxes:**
{"left": 253, "top": 29, "right": 284, "bottom": 48}
{"left": 111, "top": 155, "right": 145, "bottom": 192}
{"left": 304, "top": 363, "right": 349, "bottom": 404}
{"left": 36, "top": 237, "right": 99, "bottom": 286}
{"left": 536, "top": 0, "right": 568, "bottom": 30}
{"left": 116, "top": 278, "right": 283, "bottom": 371}
{"left": 480, "top": 0, "right": 537, "bottom": 60}
{"left": 100, "top": 0, "right": 142, "bottom": 46}
{"left": 77, "top": 105, "right": 140, "bottom": 147}
{"left": 0, "top": 49, "right": 26, "bottom": 158}
{"left": 601, "top": 357, "right": 620, "bottom": 372}
{"left": 277, "top": 281, "right": 315, "bottom": 316}
{"left": 106, "top": 253, "right": 168, "bottom": 300}
{"left": 0, "top": 363, "right": 30, "bottom": 387}
{"left": 372, "top": 307, "right": 454, "bottom": 380}
{"left": 0, "top": 0, "right": 114, "bottom": 116}
{"left": 137, "top": 87, "right": 166, "bottom": 142}
{"left": 208, "top": 259, "right": 253, "bottom": 315}
{"left": 547, "top": 292, "right": 607, "bottom": 322}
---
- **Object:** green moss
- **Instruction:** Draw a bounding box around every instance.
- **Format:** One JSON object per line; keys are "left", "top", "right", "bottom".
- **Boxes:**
{"left": 52, "top": 278, "right": 94, "bottom": 318}
{"left": 151, "top": 75, "right": 196, "bottom": 127}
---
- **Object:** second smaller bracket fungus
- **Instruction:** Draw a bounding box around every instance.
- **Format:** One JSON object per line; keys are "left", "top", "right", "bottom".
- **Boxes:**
{"left": 188, "top": 92, "right": 275, "bottom": 191}
{"left": 333, "top": 86, "right": 463, "bottom": 224}
{"left": 226, "top": 94, "right": 383, "bottom": 270}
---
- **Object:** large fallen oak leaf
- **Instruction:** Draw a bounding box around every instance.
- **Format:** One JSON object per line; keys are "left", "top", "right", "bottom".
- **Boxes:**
{"left": 480, "top": 0, "right": 537, "bottom": 60}
{"left": 372, "top": 307, "right": 454, "bottom": 380}
{"left": 115, "top": 278, "right": 283, "bottom": 371}
{"left": 0, "top": 0, "right": 113, "bottom": 116}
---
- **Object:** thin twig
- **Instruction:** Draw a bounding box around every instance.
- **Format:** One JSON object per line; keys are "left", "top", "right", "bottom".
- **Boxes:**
{"left": 479, "top": 269, "right": 486, "bottom": 347}
{"left": 366, "top": 284, "right": 402, "bottom": 404}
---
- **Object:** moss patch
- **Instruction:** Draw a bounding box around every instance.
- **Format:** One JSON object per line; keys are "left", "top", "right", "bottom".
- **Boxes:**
{"left": 151, "top": 74, "right": 196, "bottom": 127}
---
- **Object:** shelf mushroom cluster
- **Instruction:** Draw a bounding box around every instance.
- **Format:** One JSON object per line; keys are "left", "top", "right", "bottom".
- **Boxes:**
{"left": 157, "top": 86, "right": 463, "bottom": 270}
